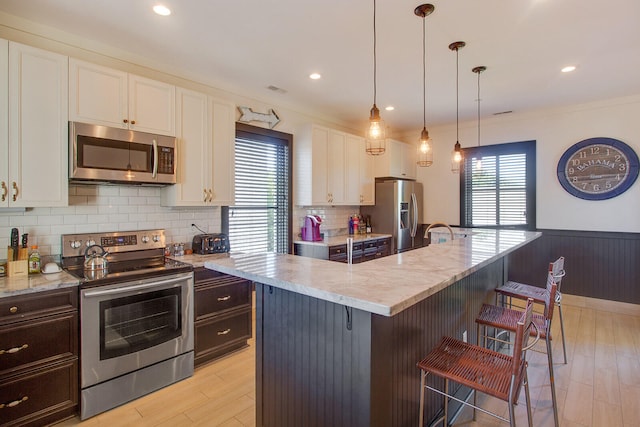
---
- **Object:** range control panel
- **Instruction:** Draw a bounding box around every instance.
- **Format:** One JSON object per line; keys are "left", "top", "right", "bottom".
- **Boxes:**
{"left": 61, "top": 229, "right": 165, "bottom": 257}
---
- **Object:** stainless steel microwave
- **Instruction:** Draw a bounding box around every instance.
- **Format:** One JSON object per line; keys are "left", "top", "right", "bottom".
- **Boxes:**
{"left": 69, "top": 121, "right": 177, "bottom": 185}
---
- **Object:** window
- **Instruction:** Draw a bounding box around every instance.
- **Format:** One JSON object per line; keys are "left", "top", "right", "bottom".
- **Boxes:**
{"left": 460, "top": 140, "right": 536, "bottom": 230}
{"left": 222, "top": 123, "right": 292, "bottom": 254}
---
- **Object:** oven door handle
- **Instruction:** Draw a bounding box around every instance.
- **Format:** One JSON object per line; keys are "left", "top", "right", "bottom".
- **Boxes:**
{"left": 82, "top": 276, "right": 188, "bottom": 298}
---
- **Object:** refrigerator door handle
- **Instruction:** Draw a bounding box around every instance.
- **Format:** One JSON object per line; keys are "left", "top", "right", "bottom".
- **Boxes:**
{"left": 410, "top": 193, "right": 418, "bottom": 238}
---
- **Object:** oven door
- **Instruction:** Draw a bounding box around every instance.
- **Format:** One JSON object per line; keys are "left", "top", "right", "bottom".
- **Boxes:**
{"left": 80, "top": 271, "right": 194, "bottom": 389}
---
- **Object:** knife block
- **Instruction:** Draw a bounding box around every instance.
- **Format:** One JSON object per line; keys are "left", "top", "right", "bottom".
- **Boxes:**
{"left": 7, "top": 247, "right": 29, "bottom": 277}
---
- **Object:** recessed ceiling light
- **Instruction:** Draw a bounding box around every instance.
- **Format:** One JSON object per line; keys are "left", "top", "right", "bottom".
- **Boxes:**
{"left": 385, "top": 106, "right": 395, "bottom": 111}
{"left": 561, "top": 65, "right": 576, "bottom": 73}
{"left": 309, "top": 73, "right": 321, "bottom": 80}
{"left": 153, "top": 5, "right": 171, "bottom": 16}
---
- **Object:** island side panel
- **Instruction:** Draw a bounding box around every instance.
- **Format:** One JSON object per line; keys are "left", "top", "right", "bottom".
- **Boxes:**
{"left": 371, "top": 256, "right": 505, "bottom": 426}
{"left": 256, "top": 284, "right": 374, "bottom": 427}
{"left": 255, "top": 256, "right": 505, "bottom": 427}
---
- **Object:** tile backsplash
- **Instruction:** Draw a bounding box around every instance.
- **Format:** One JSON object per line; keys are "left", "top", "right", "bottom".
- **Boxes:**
{"left": 0, "top": 185, "right": 221, "bottom": 260}
{"left": 293, "top": 205, "right": 360, "bottom": 238}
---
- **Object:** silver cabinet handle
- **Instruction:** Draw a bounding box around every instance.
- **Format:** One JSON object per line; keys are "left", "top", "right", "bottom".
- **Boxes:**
{"left": 217, "top": 328, "right": 231, "bottom": 335}
{"left": 83, "top": 275, "right": 188, "bottom": 297}
{"left": 0, "top": 344, "right": 28, "bottom": 355}
{"left": 217, "top": 295, "right": 231, "bottom": 302}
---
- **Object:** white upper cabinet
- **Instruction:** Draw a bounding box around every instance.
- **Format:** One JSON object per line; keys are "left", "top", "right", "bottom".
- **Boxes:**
{"left": 357, "top": 137, "right": 375, "bottom": 206}
{"left": 161, "top": 91, "right": 234, "bottom": 207}
{"left": 69, "top": 59, "right": 175, "bottom": 136}
{"left": 209, "top": 97, "right": 235, "bottom": 205}
{"left": 327, "top": 130, "right": 346, "bottom": 204}
{"left": 4, "top": 42, "right": 68, "bottom": 208}
{"left": 344, "top": 133, "right": 362, "bottom": 205}
{"left": 162, "top": 88, "right": 209, "bottom": 206}
{"left": 374, "top": 139, "right": 416, "bottom": 180}
{"left": 295, "top": 124, "right": 373, "bottom": 206}
{"left": 0, "top": 39, "right": 7, "bottom": 207}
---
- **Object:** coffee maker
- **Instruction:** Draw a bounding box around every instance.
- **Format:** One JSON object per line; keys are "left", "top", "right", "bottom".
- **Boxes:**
{"left": 301, "top": 215, "right": 323, "bottom": 241}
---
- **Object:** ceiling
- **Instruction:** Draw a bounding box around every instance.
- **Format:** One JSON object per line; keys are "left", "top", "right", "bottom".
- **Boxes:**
{"left": 1, "top": 0, "right": 639, "bottom": 136}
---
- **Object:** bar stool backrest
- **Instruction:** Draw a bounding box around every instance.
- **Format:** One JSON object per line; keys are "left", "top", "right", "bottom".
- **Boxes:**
{"left": 510, "top": 298, "right": 535, "bottom": 401}
{"left": 543, "top": 266, "right": 559, "bottom": 322}
{"left": 551, "top": 256, "right": 565, "bottom": 292}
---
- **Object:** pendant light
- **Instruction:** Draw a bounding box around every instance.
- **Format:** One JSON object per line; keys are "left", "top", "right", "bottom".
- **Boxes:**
{"left": 449, "top": 41, "right": 465, "bottom": 173}
{"left": 472, "top": 65, "right": 486, "bottom": 170}
{"left": 415, "top": 4, "right": 435, "bottom": 167}
{"left": 365, "top": 0, "right": 386, "bottom": 155}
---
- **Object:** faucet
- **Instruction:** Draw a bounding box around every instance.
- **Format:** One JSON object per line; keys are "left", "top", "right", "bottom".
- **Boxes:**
{"left": 424, "top": 222, "right": 454, "bottom": 243}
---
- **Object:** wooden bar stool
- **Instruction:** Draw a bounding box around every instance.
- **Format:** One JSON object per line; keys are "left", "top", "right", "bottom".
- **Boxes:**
{"left": 476, "top": 269, "right": 559, "bottom": 427}
{"left": 417, "top": 299, "right": 538, "bottom": 427}
{"left": 495, "top": 256, "right": 567, "bottom": 364}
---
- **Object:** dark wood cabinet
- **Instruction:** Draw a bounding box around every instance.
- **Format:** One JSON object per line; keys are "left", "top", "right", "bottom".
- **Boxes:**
{"left": 193, "top": 268, "right": 252, "bottom": 367}
{"left": 0, "top": 287, "right": 78, "bottom": 426}
{"left": 328, "top": 237, "right": 391, "bottom": 264}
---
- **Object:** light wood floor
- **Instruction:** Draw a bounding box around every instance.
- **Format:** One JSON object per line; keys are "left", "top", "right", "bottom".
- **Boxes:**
{"left": 56, "top": 295, "right": 640, "bottom": 427}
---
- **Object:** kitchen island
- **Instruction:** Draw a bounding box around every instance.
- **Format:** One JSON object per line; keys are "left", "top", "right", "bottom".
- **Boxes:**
{"left": 204, "top": 229, "right": 541, "bottom": 427}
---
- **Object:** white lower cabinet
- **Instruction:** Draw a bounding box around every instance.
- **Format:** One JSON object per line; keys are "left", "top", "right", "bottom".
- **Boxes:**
{"left": 162, "top": 90, "right": 234, "bottom": 206}
{"left": 1, "top": 41, "right": 68, "bottom": 208}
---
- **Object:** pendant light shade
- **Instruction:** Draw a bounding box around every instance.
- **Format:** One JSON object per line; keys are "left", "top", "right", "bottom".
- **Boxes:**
{"left": 415, "top": 4, "right": 435, "bottom": 167}
{"left": 449, "top": 41, "right": 465, "bottom": 173}
{"left": 365, "top": 0, "right": 386, "bottom": 155}
{"left": 472, "top": 66, "right": 486, "bottom": 170}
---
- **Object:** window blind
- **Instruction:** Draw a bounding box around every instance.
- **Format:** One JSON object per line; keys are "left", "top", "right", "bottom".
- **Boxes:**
{"left": 228, "top": 136, "right": 290, "bottom": 254}
{"left": 461, "top": 140, "right": 535, "bottom": 230}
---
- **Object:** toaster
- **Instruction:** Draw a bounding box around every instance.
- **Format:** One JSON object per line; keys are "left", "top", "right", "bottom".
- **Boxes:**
{"left": 192, "top": 233, "right": 230, "bottom": 255}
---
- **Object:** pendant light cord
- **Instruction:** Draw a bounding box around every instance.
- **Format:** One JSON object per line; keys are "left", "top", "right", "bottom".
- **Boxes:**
{"left": 456, "top": 47, "right": 459, "bottom": 142}
{"left": 373, "top": 0, "right": 377, "bottom": 106}
{"left": 422, "top": 15, "right": 426, "bottom": 129}
{"left": 477, "top": 68, "right": 481, "bottom": 146}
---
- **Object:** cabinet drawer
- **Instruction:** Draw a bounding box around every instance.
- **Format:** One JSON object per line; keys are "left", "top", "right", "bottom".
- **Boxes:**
{"left": 364, "top": 241, "right": 377, "bottom": 250}
{"left": 0, "top": 358, "right": 78, "bottom": 427}
{"left": 195, "top": 277, "right": 251, "bottom": 320}
{"left": 195, "top": 308, "right": 252, "bottom": 365}
{"left": 0, "top": 288, "right": 78, "bottom": 325}
{"left": 194, "top": 267, "right": 227, "bottom": 282}
{"left": 0, "top": 312, "right": 78, "bottom": 377}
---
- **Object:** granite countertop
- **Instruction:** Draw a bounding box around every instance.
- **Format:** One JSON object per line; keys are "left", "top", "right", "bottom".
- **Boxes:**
{"left": 169, "top": 253, "right": 231, "bottom": 268}
{"left": 205, "top": 229, "right": 541, "bottom": 317}
{"left": 0, "top": 253, "right": 233, "bottom": 298}
{"left": 0, "top": 270, "right": 80, "bottom": 298}
{"left": 294, "top": 233, "right": 392, "bottom": 247}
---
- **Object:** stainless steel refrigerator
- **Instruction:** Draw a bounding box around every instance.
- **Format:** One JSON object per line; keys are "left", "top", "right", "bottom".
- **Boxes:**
{"left": 361, "top": 179, "right": 423, "bottom": 253}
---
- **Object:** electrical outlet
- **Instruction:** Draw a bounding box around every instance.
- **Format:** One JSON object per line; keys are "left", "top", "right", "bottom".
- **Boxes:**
{"left": 462, "top": 330, "right": 468, "bottom": 343}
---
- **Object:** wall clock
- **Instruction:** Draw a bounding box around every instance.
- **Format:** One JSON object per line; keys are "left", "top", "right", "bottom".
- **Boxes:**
{"left": 557, "top": 137, "right": 639, "bottom": 200}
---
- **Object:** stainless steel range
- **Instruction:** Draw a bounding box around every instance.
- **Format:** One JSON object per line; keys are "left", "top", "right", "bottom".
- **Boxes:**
{"left": 61, "top": 229, "right": 194, "bottom": 420}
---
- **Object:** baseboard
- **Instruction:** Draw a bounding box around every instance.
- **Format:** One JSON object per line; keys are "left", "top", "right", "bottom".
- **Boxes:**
{"left": 563, "top": 293, "right": 640, "bottom": 316}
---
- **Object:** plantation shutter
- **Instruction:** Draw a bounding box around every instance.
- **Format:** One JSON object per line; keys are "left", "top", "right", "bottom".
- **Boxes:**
{"left": 228, "top": 134, "right": 289, "bottom": 253}
{"left": 461, "top": 140, "right": 536, "bottom": 230}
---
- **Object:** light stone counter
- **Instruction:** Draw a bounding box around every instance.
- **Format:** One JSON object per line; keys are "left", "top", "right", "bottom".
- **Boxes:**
{"left": 0, "top": 270, "right": 80, "bottom": 298}
{"left": 169, "top": 253, "right": 230, "bottom": 269}
{"left": 205, "top": 228, "right": 541, "bottom": 316}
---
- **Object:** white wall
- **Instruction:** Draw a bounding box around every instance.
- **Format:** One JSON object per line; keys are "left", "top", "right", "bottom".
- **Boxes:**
{"left": 416, "top": 95, "right": 640, "bottom": 233}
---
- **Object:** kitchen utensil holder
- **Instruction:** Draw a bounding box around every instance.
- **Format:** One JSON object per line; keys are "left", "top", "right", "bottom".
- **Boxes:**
{"left": 7, "top": 247, "right": 29, "bottom": 277}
